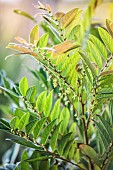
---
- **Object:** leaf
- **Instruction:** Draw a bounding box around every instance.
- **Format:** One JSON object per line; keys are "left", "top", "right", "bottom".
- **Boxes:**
{"left": 26, "top": 86, "right": 36, "bottom": 103}
{"left": 18, "top": 112, "right": 30, "bottom": 131}
{"left": 6, "top": 43, "right": 38, "bottom": 57}
{"left": 0, "top": 118, "right": 11, "bottom": 129}
{"left": 29, "top": 25, "right": 39, "bottom": 45}
{"left": 90, "top": 34, "right": 107, "bottom": 60}
{"left": 7, "top": 137, "right": 42, "bottom": 150}
{"left": 21, "top": 150, "right": 29, "bottom": 170}
{"left": 44, "top": 91, "right": 53, "bottom": 117}
{"left": 87, "top": 40, "right": 102, "bottom": 68}
{"left": 0, "top": 86, "right": 19, "bottom": 98}
{"left": 94, "top": 121, "right": 110, "bottom": 150}
{"left": 14, "top": 108, "right": 24, "bottom": 119}
{"left": 50, "top": 122, "right": 61, "bottom": 151}
{"left": 69, "top": 122, "right": 76, "bottom": 139}
{"left": 106, "top": 19, "right": 113, "bottom": 38}
{"left": 37, "top": 33, "right": 49, "bottom": 48}
{"left": 51, "top": 99, "right": 60, "bottom": 121}
{"left": 98, "top": 27, "right": 113, "bottom": 53}
{"left": 100, "top": 70, "right": 113, "bottom": 77}
{"left": 36, "top": 91, "right": 47, "bottom": 113}
{"left": 68, "top": 142, "right": 77, "bottom": 160}
{"left": 15, "top": 36, "right": 28, "bottom": 44}
{"left": 79, "top": 144, "right": 101, "bottom": 166}
{"left": 79, "top": 52, "right": 97, "bottom": 77}
{"left": 97, "top": 115, "right": 113, "bottom": 141}
{"left": 63, "top": 140, "right": 74, "bottom": 158}
{"left": 33, "top": 117, "right": 47, "bottom": 139}
{"left": 60, "top": 8, "right": 79, "bottom": 29}
{"left": 23, "top": 156, "right": 49, "bottom": 162}
{"left": 19, "top": 77, "right": 28, "bottom": 96}
{"left": 41, "top": 119, "right": 56, "bottom": 145}
{"left": 52, "top": 41, "right": 80, "bottom": 57}
{"left": 59, "top": 108, "right": 70, "bottom": 134}
{"left": 25, "top": 120, "right": 37, "bottom": 135}
{"left": 58, "top": 132, "right": 72, "bottom": 155}
{"left": 55, "top": 12, "right": 65, "bottom": 20}
{"left": 14, "top": 10, "right": 36, "bottom": 22}
{"left": 10, "top": 117, "right": 20, "bottom": 130}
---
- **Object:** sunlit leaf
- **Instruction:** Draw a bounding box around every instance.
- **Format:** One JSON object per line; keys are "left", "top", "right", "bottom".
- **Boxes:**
{"left": 19, "top": 77, "right": 28, "bottom": 96}
{"left": 29, "top": 25, "right": 39, "bottom": 45}
{"left": 41, "top": 119, "right": 56, "bottom": 145}
{"left": 98, "top": 27, "right": 113, "bottom": 53}
{"left": 18, "top": 112, "right": 30, "bottom": 131}
{"left": 14, "top": 10, "right": 36, "bottom": 22}
{"left": 33, "top": 117, "right": 47, "bottom": 139}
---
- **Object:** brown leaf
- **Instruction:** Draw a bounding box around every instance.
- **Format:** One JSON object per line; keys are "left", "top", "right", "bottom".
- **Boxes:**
{"left": 6, "top": 44, "right": 40, "bottom": 59}
{"left": 55, "top": 12, "right": 65, "bottom": 20}
{"left": 15, "top": 37, "right": 28, "bottom": 44}
{"left": 100, "top": 70, "right": 113, "bottom": 77}
{"left": 59, "top": 8, "right": 79, "bottom": 29}
{"left": 51, "top": 41, "right": 80, "bottom": 58}
{"left": 106, "top": 19, "right": 113, "bottom": 38}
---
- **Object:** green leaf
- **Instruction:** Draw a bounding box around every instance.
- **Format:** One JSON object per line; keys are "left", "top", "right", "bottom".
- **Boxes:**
{"left": 58, "top": 132, "right": 72, "bottom": 155}
{"left": 7, "top": 137, "right": 42, "bottom": 150}
{"left": 25, "top": 120, "right": 37, "bottom": 135}
{"left": 44, "top": 91, "right": 53, "bottom": 117}
{"left": 63, "top": 140, "right": 74, "bottom": 158}
{"left": 98, "top": 27, "right": 113, "bottom": 53}
{"left": 14, "top": 108, "right": 24, "bottom": 119}
{"left": 21, "top": 150, "right": 29, "bottom": 170}
{"left": 33, "top": 117, "right": 47, "bottom": 139}
{"left": 69, "top": 122, "right": 76, "bottom": 139}
{"left": 79, "top": 144, "right": 101, "bottom": 166}
{"left": 79, "top": 52, "right": 97, "bottom": 77}
{"left": 87, "top": 40, "right": 102, "bottom": 68}
{"left": 10, "top": 116, "right": 20, "bottom": 130}
{"left": 30, "top": 25, "right": 39, "bottom": 45}
{"left": 26, "top": 86, "right": 36, "bottom": 103}
{"left": 51, "top": 99, "right": 61, "bottom": 121}
{"left": 68, "top": 142, "right": 77, "bottom": 160}
{"left": 97, "top": 115, "right": 113, "bottom": 141}
{"left": 37, "top": 33, "right": 49, "bottom": 48}
{"left": 50, "top": 122, "right": 61, "bottom": 151}
{"left": 0, "top": 118, "right": 10, "bottom": 129}
{"left": 59, "top": 108, "right": 70, "bottom": 134}
{"left": 90, "top": 34, "right": 107, "bottom": 60}
{"left": 94, "top": 120, "right": 109, "bottom": 150}
{"left": 18, "top": 112, "right": 30, "bottom": 130}
{"left": 41, "top": 119, "right": 56, "bottom": 145}
{"left": 50, "top": 165, "right": 58, "bottom": 170}
{"left": 19, "top": 77, "right": 28, "bottom": 96}
{"left": 36, "top": 91, "right": 47, "bottom": 113}
{"left": 14, "top": 10, "right": 36, "bottom": 22}
{"left": 0, "top": 86, "right": 19, "bottom": 98}
{"left": 24, "top": 156, "right": 49, "bottom": 162}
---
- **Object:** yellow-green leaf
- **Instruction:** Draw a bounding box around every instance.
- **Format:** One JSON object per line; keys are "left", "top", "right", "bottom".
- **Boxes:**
{"left": 29, "top": 25, "right": 39, "bottom": 45}
{"left": 36, "top": 91, "right": 47, "bottom": 113}
{"left": 98, "top": 27, "right": 113, "bottom": 53}
{"left": 19, "top": 77, "right": 28, "bottom": 96}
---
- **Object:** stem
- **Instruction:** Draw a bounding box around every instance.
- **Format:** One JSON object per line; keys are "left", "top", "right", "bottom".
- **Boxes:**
{"left": 80, "top": 99, "right": 94, "bottom": 170}
{"left": 12, "top": 129, "right": 85, "bottom": 170}
{"left": 101, "top": 142, "right": 113, "bottom": 170}
{"left": 81, "top": 102, "right": 88, "bottom": 144}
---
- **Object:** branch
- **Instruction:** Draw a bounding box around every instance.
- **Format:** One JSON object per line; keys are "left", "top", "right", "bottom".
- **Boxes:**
{"left": 12, "top": 129, "right": 85, "bottom": 170}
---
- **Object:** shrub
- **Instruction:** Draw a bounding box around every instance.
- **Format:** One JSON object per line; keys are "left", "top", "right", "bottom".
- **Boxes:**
{"left": 1, "top": 1, "right": 113, "bottom": 170}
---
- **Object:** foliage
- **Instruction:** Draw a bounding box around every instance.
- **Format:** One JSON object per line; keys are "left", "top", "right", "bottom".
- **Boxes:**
{"left": 1, "top": 0, "right": 113, "bottom": 170}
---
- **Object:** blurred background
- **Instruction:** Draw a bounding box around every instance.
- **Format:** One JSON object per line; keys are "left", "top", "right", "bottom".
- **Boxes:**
{"left": 0, "top": 0, "right": 113, "bottom": 81}
{"left": 0, "top": 0, "right": 113, "bottom": 167}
